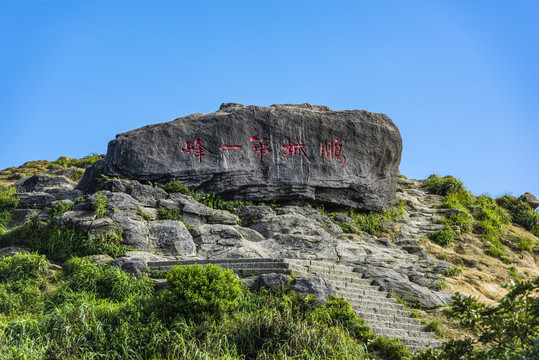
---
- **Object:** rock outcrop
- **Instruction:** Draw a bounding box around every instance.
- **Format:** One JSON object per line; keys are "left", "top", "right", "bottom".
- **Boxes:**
{"left": 94, "top": 103, "right": 402, "bottom": 211}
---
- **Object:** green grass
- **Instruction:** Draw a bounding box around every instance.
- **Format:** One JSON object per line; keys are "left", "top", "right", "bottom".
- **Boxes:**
{"left": 92, "top": 193, "right": 108, "bottom": 218}
{"left": 424, "top": 175, "right": 523, "bottom": 263}
{"left": 156, "top": 180, "right": 276, "bottom": 212}
{"left": 428, "top": 225, "right": 456, "bottom": 247}
{"left": 0, "top": 220, "right": 126, "bottom": 262}
{"left": 0, "top": 186, "right": 19, "bottom": 234}
{"left": 48, "top": 154, "right": 101, "bottom": 169}
{"left": 329, "top": 199, "right": 407, "bottom": 236}
{"left": 0, "top": 257, "right": 411, "bottom": 360}
{"left": 45, "top": 201, "right": 74, "bottom": 218}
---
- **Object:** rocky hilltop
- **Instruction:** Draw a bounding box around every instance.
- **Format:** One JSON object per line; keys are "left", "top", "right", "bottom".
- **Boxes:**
{"left": 82, "top": 103, "right": 402, "bottom": 211}
{"left": 0, "top": 104, "right": 538, "bottom": 358}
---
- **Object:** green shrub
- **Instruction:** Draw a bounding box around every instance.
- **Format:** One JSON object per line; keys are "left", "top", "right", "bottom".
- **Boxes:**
{"left": 48, "top": 154, "right": 100, "bottom": 169}
{"left": 416, "top": 278, "right": 539, "bottom": 359}
{"left": 157, "top": 207, "right": 183, "bottom": 221}
{"left": 428, "top": 225, "right": 456, "bottom": 247}
{"left": 516, "top": 236, "right": 533, "bottom": 252}
{"left": 0, "top": 220, "right": 126, "bottom": 261}
{"left": 423, "top": 175, "right": 465, "bottom": 196}
{"left": 92, "top": 193, "right": 108, "bottom": 218}
{"left": 345, "top": 200, "right": 406, "bottom": 236}
{"left": 46, "top": 201, "right": 74, "bottom": 218}
{"left": 444, "top": 266, "right": 463, "bottom": 277}
{"left": 162, "top": 264, "right": 246, "bottom": 322}
{"left": 0, "top": 186, "right": 19, "bottom": 212}
{"left": 497, "top": 195, "right": 539, "bottom": 232}
{"left": 0, "top": 252, "right": 49, "bottom": 283}
{"left": 310, "top": 297, "right": 374, "bottom": 340}
{"left": 60, "top": 257, "right": 154, "bottom": 301}
{"left": 157, "top": 180, "right": 255, "bottom": 212}
{"left": 372, "top": 336, "right": 411, "bottom": 360}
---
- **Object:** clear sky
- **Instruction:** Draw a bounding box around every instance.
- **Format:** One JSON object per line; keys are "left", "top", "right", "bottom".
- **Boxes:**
{"left": 1, "top": 0, "right": 537, "bottom": 198}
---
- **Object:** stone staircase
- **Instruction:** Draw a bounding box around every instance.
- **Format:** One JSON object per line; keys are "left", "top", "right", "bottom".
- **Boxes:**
{"left": 147, "top": 257, "right": 443, "bottom": 352}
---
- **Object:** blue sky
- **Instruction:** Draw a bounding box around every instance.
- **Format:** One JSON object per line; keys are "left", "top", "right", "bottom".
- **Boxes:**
{"left": 1, "top": 0, "right": 537, "bottom": 198}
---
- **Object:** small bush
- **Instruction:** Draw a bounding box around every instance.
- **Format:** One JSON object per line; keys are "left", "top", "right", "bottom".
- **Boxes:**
{"left": 372, "top": 336, "right": 411, "bottom": 360}
{"left": 428, "top": 225, "right": 456, "bottom": 247}
{"left": 0, "top": 221, "right": 126, "bottom": 261}
{"left": 92, "top": 193, "right": 108, "bottom": 218}
{"left": 0, "top": 186, "right": 19, "bottom": 211}
{"left": 423, "top": 175, "right": 465, "bottom": 196}
{"left": 157, "top": 207, "right": 183, "bottom": 221}
{"left": 310, "top": 297, "right": 374, "bottom": 340}
{"left": 46, "top": 201, "right": 74, "bottom": 218}
{"left": 162, "top": 264, "right": 246, "bottom": 322}
{"left": 484, "top": 244, "right": 511, "bottom": 264}
{"left": 48, "top": 154, "right": 100, "bottom": 169}
{"left": 516, "top": 236, "right": 533, "bottom": 252}
{"left": 497, "top": 195, "right": 539, "bottom": 232}
{"left": 60, "top": 257, "right": 154, "bottom": 301}
{"left": 0, "top": 252, "right": 49, "bottom": 283}
{"left": 444, "top": 266, "right": 463, "bottom": 277}
{"left": 420, "top": 278, "right": 539, "bottom": 360}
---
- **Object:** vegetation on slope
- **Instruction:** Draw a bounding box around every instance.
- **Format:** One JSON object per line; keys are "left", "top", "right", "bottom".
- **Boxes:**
{"left": 0, "top": 253, "right": 412, "bottom": 360}
{"left": 0, "top": 154, "right": 101, "bottom": 186}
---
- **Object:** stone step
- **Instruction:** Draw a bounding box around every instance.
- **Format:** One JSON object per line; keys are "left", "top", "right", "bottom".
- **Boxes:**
{"left": 370, "top": 326, "right": 438, "bottom": 341}
{"left": 355, "top": 311, "right": 422, "bottom": 326}
{"left": 351, "top": 305, "right": 412, "bottom": 318}
{"left": 324, "top": 277, "right": 375, "bottom": 287}
{"left": 347, "top": 299, "right": 404, "bottom": 311}
{"left": 392, "top": 336, "right": 443, "bottom": 348}
{"left": 365, "top": 319, "right": 426, "bottom": 333}
{"left": 147, "top": 257, "right": 280, "bottom": 267}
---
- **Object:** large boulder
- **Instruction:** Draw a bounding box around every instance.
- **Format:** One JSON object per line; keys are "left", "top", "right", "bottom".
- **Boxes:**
{"left": 100, "top": 103, "right": 402, "bottom": 210}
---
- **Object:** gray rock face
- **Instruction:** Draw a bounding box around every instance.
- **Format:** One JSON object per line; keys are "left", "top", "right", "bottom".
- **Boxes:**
{"left": 520, "top": 192, "right": 539, "bottom": 210}
{"left": 16, "top": 174, "right": 77, "bottom": 192}
{"left": 101, "top": 103, "right": 402, "bottom": 210}
{"left": 250, "top": 273, "right": 290, "bottom": 291}
{"left": 289, "top": 276, "right": 335, "bottom": 303}
{"left": 148, "top": 220, "right": 196, "bottom": 256}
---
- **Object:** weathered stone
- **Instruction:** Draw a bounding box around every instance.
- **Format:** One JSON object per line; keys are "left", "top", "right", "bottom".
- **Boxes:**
{"left": 10, "top": 209, "right": 38, "bottom": 223}
{"left": 148, "top": 220, "right": 196, "bottom": 256}
{"left": 129, "top": 184, "right": 168, "bottom": 206}
{"left": 17, "top": 192, "right": 56, "bottom": 209}
{"left": 249, "top": 213, "right": 339, "bottom": 260}
{"left": 102, "top": 103, "right": 402, "bottom": 210}
{"left": 16, "top": 174, "right": 77, "bottom": 192}
{"left": 0, "top": 246, "right": 29, "bottom": 259}
{"left": 55, "top": 210, "right": 118, "bottom": 237}
{"left": 46, "top": 167, "right": 84, "bottom": 181}
{"left": 111, "top": 257, "right": 148, "bottom": 277}
{"left": 169, "top": 193, "right": 215, "bottom": 216}
{"left": 88, "top": 191, "right": 141, "bottom": 212}
{"left": 76, "top": 159, "right": 105, "bottom": 193}
{"left": 190, "top": 224, "right": 269, "bottom": 259}
{"left": 250, "top": 273, "right": 290, "bottom": 291}
{"left": 238, "top": 206, "right": 275, "bottom": 225}
{"left": 289, "top": 276, "right": 335, "bottom": 303}
{"left": 102, "top": 179, "right": 141, "bottom": 193}
{"left": 108, "top": 210, "right": 150, "bottom": 250}
{"left": 86, "top": 254, "right": 114, "bottom": 264}
{"left": 207, "top": 209, "right": 240, "bottom": 225}
{"left": 520, "top": 192, "right": 539, "bottom": 210}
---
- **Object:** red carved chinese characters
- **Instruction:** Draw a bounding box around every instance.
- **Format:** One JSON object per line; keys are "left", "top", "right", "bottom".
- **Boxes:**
{"left": 320, "top": 139, "right": 346, "bottom": 165}
{"left": 281, "top": 137, "right": 311, "bottom": 163}
{"left": 181, "top": 139, "right": 212, "bottom": 163}
{"left": 220, "top": 145, "right": 242, "bottom": 151}
{"left": 250, "top": 137, "right": 271, "bottom": 158}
